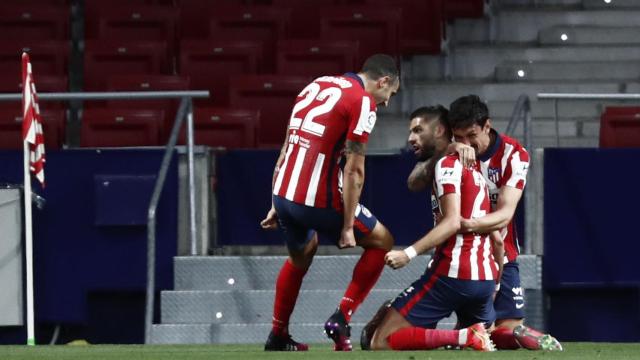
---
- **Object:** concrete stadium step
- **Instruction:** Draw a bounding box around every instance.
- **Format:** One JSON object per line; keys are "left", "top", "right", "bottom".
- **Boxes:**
{"left": 369, "top": 118, "right": 600, "bottom": 151}
{"left": 493, "top": 9, "right": 640, "bottom": 42}
{"left": 160, "top": 289, "right": 399, "bottom": 324}
{"left": 174, "top": 255, "right": 542, "bottom": 291}
{"left": 495, "top": 61, "right": 640, "bottom": 82}
{"left": 150, "top": 321, "right": 453, "bottom": 345}
{"left": 488, "top": 99, "right": 607, "bottom": 119}
{"left": 372, "top": 117, "right": 598, "bottom": 151}
{"left": 539, "top": 26, "right": 640, "bottom": 46}
{"left": 490, "top": 117, "right": 599, "bottom": 138}
{"left": 535, "top": 135, "right": 599, "bottom": 147}
{"left": 409, "top": 81, "right": 623, "bottom": 109}
{"left": 584, "top": 0, "right": 640, "bottom": 9}
{"left": 446, "top": 45, "right": 640, "bottom": 79}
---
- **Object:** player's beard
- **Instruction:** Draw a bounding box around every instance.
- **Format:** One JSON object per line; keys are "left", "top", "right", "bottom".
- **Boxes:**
{"left": 417, "top": 144, "right": 436, "bottom": 161}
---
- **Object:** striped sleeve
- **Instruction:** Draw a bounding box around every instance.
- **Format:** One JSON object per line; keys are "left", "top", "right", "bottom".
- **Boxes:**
{"left": 435, "top": 156, "right": 463, "bottom": 197}
{"left": 504, "top": 146, "right": 530, "bottom": 189}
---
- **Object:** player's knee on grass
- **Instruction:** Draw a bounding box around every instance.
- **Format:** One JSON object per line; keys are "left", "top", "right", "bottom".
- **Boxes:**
{"left": 495, "top": 318, "right": 524, "bottom": 331}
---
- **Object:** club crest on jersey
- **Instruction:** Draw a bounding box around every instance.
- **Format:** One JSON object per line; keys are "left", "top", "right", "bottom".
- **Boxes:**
{"left": 488, "top": 167, "right": 500, "bottom": 184}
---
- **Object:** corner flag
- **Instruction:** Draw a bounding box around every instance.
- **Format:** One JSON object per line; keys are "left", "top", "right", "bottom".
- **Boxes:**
{"left": 22, "top": 52, "right": 45, "bottom": 187}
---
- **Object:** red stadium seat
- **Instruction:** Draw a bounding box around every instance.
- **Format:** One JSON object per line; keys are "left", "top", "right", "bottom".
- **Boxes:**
{"left": 106, "top": 74, "right": 191, "bottom": 138}
{"left": 85, "top": 4, "right": 178, "bottom": 46}
{"left": 444, "top": 0, "right": 485, "bottom": 19}
{"left": 3, "top": 0, "right": 70, "bottom": 6}
{"left": 84, "top": 41, "right": 170, "bottom": 90}
{"left": 0, "top": 5, "right": 69, "bottom": 41}
{"left": 177, "top": 0, "right": 263, "bottom": 38}
{"left": 206, "top": 6, "right": 290, "bottom": 72}
{"left": 319, "top": 6, "right": 401, "bottom": 65}
{"left": 364, "top": 0, "right": 444, "bottom": 54}
{"left": 272, "top": 0, "right": 342, "bottom": 39}
{"left": 0, "top": 74, "right": 68, "bottom": 93}
{"left": 0, "top": 41, "right": 69, "bottom": 77}
{"left": 189, "top": 107, "right": 259, "bottom": 149}
{"left": 276, "top": 40, "right": 358, "bottom": 78}
{"left": 80, "top": 108, "right": 163, "bottom": 147}
{"left": 0, "top": 109, "right": 65, "bottom": 149}
{"left": 179, "top": 39, "right": 261, "bottom": 106}
{"left": 600, "top": 107, "right": 640, "bottom": 148}
{"left": 229, "top": 75, "right": 310, "bottom": 148}
{"left": 0, "top": 75, "right": 68, "bottom": 110}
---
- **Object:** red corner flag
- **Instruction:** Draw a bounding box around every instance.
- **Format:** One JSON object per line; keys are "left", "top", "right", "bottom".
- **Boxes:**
{"left": 21, "top": 52, "right": 45, "bottom": 187}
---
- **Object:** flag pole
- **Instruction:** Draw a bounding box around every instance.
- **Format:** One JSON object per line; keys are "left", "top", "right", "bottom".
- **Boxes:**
{"left": 21, "top": 52, "right": 36, "bottom": 346}
{"left": 23, "top": 135, "right": 35, "bottom": 346}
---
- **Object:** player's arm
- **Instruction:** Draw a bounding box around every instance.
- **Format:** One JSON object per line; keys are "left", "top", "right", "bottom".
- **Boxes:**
{"left": 461, "top": 186, "right": 523, "bottom": 233}
{"left": 407, "top": 150, "right": 443, "bottom": 192}
{"left": 260, "top": 129, "right": 290, "bottom": 230}
{"left": 491, "top": 230, "right": 504, "bottom": 286}
{"left": 407, "top": 160, "right": 430, "bottom": 192}
{"left": 340, "top": 140, "right": 366, "bottom": 248}
{"left": 385, "top": 192, "right": 460, "bottom": 269}
{"left": 447, "top": 142, "right": 476, "bottom": 168}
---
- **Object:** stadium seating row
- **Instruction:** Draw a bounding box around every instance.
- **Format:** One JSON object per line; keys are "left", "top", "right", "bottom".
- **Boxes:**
{"left": 0, "top": 0, "right": 491, "bottom": 149}
{"left": 0, "top": 107, "right": 259, "bottom": 150}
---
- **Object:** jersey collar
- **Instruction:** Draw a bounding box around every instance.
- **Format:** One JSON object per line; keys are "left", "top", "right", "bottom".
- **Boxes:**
{"left": 479, "top": 128, "right": 502, "bottom": 162}
{"left": 343, "top": 72, "right": 364, "bottom": 89}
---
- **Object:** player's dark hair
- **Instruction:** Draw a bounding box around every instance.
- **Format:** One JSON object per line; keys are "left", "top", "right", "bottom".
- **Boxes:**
{"left": 360, "top": 54, "right": 399, "bottom": 83}
{"left": 448, "top": 95, "right": 490, "bottom": 129}
{"left": 410, "top": 105, "right": 450, "bottom": 139}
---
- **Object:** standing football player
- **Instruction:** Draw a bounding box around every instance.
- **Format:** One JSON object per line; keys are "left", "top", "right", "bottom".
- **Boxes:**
{"left": 261, "top": 54, "right": 399, "bottom": 351}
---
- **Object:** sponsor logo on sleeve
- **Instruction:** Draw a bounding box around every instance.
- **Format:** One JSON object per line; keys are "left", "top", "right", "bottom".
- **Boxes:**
{"left": 438, "top": 167, "right": 459, "bottom": 184}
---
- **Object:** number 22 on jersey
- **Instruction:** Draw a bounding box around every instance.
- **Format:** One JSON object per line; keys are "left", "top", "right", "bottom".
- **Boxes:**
{"left": 288, "top": 82, "right": 341, "bottom": 137}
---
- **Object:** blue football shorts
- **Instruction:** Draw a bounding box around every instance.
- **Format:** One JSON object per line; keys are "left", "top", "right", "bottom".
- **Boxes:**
{"left": 273, "top": 195, "right": 378, "bottom": 252}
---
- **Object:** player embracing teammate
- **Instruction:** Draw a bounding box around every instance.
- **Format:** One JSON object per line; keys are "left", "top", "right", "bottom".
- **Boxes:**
{"left": 361, "top": 96, "right": 562, "bottom": 352}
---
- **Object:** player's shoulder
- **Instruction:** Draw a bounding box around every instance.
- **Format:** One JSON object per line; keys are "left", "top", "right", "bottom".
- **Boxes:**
{"left": 436, "top": 154, "right": 461, "bottom": 169}
{"left": 499, "top": 133, "right": 528, "bottom": 154}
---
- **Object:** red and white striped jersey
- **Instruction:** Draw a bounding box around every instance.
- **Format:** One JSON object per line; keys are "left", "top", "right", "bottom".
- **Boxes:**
{"left": 273, "top": 73, "right": 377, "bottom": 209}
{"left": 429, "top": 154, "right": 499, "bottom": 281}
{"left": 479, "top": 130, "right": 529, "bottom": 263}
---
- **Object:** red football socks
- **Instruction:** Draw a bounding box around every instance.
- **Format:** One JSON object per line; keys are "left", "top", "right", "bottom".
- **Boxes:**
{"left": 339, "top": 248, "right": 386, "bottom": 322}
{"left": 388, "top": 327, "right": 462, "bottom": 350}
{"left": 271, "top": 260, "right": 307, "bottom": 336}
{"left": 491, "top": 326, "right": 521, "bottom": 349}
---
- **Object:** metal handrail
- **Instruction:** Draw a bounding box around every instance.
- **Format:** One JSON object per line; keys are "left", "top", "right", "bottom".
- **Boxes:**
{"left": 504, "top": 95, "right": 535, "bottom": 255}
{"left": 0, "top": 90, "right": 210, "bottom": 344}
{"left": 0, "top": 90, "right": 209, "bottom": 102}
{"left": 537, "top": 93, "right": 640, "bottom": 146}
{"left": 505, "top": 94, "right": 532, "bottom": 152}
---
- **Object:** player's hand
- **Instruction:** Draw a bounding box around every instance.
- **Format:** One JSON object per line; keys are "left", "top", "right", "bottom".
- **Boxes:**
{"left": 460, "top": 217, "right": 477, "bottom": 233}
{"left": 385, "top": 250, "right": 410, "bottom": 270}
{"left": 338, "top": 227, "right": 357, "bottom": 249}
{"left": 260, "top": 207, "right": 279, "bottom": 230}
{"left": 450, "top": 142, "right": 476, "bottom": 168}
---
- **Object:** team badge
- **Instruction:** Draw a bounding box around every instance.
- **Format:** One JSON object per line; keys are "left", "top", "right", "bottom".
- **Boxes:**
{"left": 488, "top": 167, "right": 500, "bottom": 184}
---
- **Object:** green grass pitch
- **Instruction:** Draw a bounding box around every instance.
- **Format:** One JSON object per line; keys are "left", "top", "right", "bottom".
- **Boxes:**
{"left": 1, "top": 343, "right": 640, "bottom": 360}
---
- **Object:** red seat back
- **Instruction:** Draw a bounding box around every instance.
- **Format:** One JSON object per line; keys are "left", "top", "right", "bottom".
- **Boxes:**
{"left": 276, "top": 40, "right": 358, "bottom": 78}
{"left": 179, "top": 39, "right": 261, "bottom": 106}
{"left": 600, "top": 107, "right": 640, "bottom": 148}
{"left": 229, "top": 75, "right": 310, "bottom": 148}
{"left": 0, "top": 108, "right": 65, "bottom": 149}
{"left": 320, "top": 6, "right": 401, "bottom": 65}
{"left": 190, "top": 107, "right": 259, "bottom": 149}
{"left": 0, "top": 5, "right": 69, "bottom": 41}
{"left": 84, "top": 40, "right": 169, "bottom": 90}
{"left": 81, "top": 108, "right": 163, "bottom": 147}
